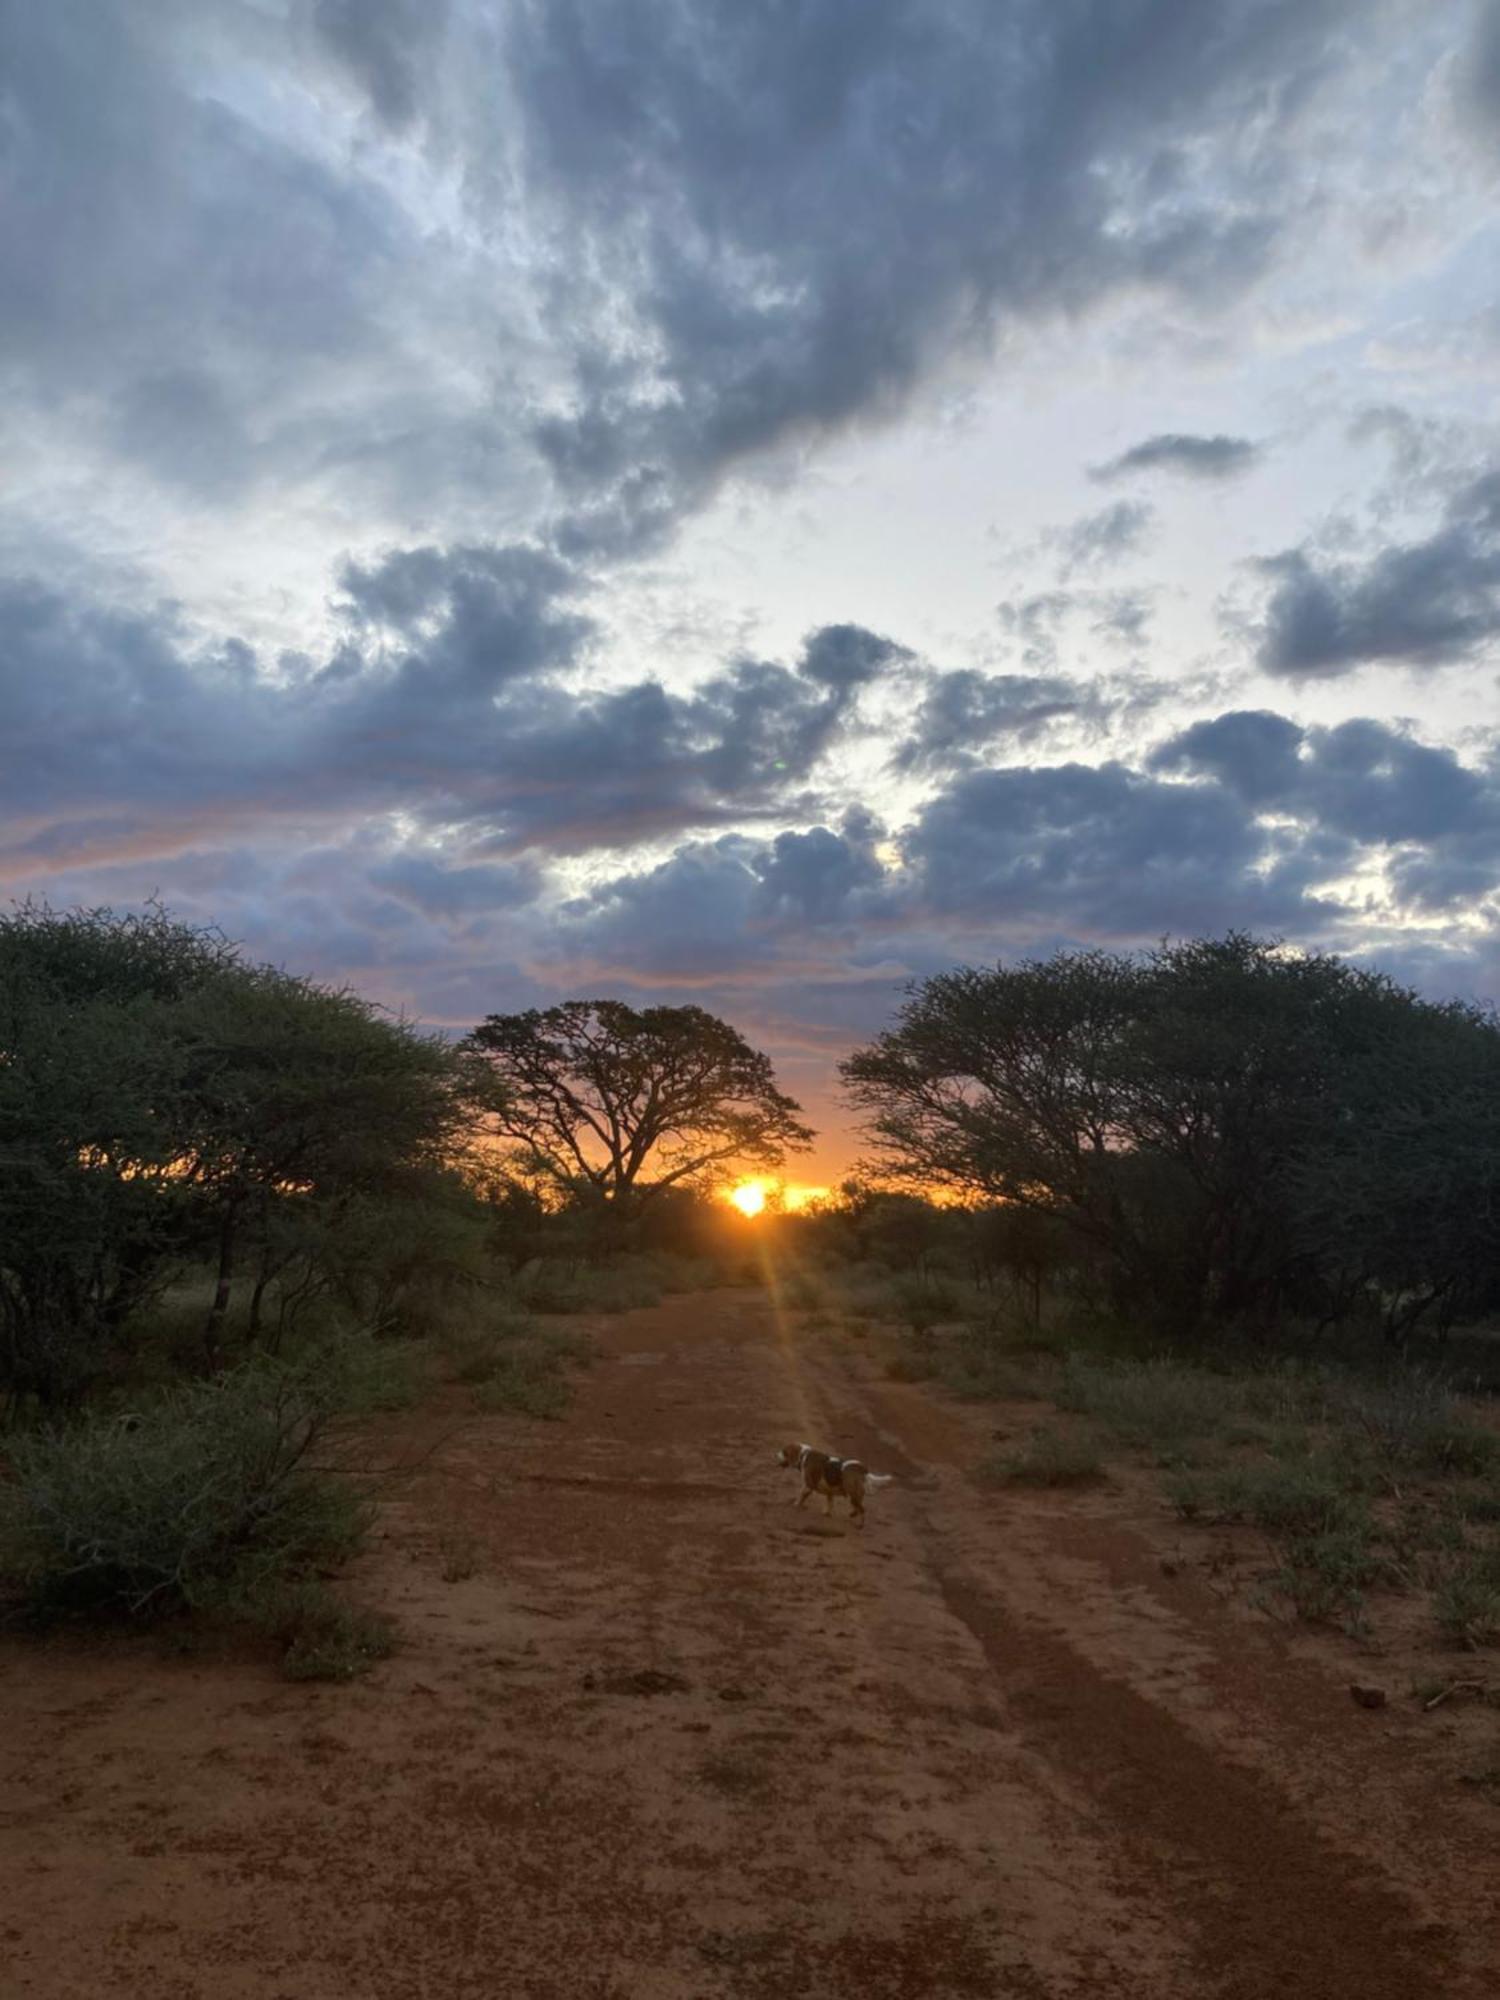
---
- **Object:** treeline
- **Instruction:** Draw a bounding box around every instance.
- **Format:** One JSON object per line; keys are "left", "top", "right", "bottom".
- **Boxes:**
{"left": 838, "top": 935, "right": 1500, "bottom": 1347}
{"left": 4, "top": 911, "right": 1496, "bottom": 1420}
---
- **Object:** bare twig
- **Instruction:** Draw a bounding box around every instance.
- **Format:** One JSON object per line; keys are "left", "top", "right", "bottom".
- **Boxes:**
{"left": 1422, "top": 1679, "right": 1487, "bottom": 1712}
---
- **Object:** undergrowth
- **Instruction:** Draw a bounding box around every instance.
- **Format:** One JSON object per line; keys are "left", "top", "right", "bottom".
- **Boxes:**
{"left": 859, "top": 1297, "right": 1500, "bottom": 1648}
{"left": 0, "top": 1353, "right": 389, "bottom": 1678}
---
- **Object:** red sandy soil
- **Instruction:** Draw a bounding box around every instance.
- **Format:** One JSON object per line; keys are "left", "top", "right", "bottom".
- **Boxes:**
{"left": 3, "top": 1286, "right": 1498, "bottom": 1999}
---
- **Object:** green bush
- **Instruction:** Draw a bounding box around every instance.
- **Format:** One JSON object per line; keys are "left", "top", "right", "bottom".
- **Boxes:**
{"left": 1269, "top": 1526, "right": 1393, "bottom": 1625}
{"left": 978, "top": 1425, "right": 1104, "bottom": 1488}
{"left": 0, "top": 1356, "right": 366, "bottom": 1622}
{"left": 1434, "top": 1567, "right": 1500, "bottom": 1649}
{"left": 336, "top": 1337, "right": 428, "bottom": 1412}
{"left": 441, "top": 1305, "right": 542, "bottom": 1385}
{"left": 441, "top": 1306, "right": 591, "bottom": 1420}
{"left": 473, "top": 1352, "right": 569, "bottom": 1419}
{"left": 890, "top": 1272, "right": 970, "bottom": 1333}
{"left": 823, "top": 1266, "right": 904, "bottom": 1321}
{"left": 1208, "top": 1459, "right": 1363, "bottom": 1538}
{"left": 649, "top": 1253, "right": 721, "bottom": 1295}
{"left": 467, "top": 1324, "right": 591, "bottom": 1419}
{"left": 781, "top": 1271, "right": 830, "bottom": 1312}
{"left": 1328, "top": 1376, "right": 1500, "bottom": 1479}
{"left": 883, "top": 1329, "right": 937, "bottom": 1382}
{"left": 939, "top": 1331, "right": 1054, "bottom": 1402}
{"left": 1055, "top": 1356, "right": 1234, "bottom": 1461}
{"left": 511, "top": 1256, "right": 664, "bottom": 1315}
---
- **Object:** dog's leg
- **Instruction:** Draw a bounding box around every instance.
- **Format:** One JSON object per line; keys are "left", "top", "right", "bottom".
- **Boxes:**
{"left": 796, "top": 1487, "right": 810, "bottom": 1509}
{"left": 824, "top": 1491, "right": 834, "bottom": 1515}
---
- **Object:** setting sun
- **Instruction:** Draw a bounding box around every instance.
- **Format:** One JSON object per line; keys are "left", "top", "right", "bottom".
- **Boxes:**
{"left": 730, "top": 1180, "right": 768, "bottom": 1217}
{"left": 726, "top": 1179, "right": 829, "bottom": 1217}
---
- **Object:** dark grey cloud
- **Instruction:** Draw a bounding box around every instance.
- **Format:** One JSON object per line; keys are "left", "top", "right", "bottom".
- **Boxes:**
{"left": 509, "top": 0, "right": 1368, "bottom": 546}
{"left": 1091, "top": 433, "right": 1262, "bottom": 482}
{"left": 557, "top": 839, "right": 766, "bottom": 979}
{"left": 899, "top": 760, "right": 1335, "bottom": 937}
{"left": 754, "top": 817, "right": 887, "bottom": 924}
{"left": 336, "top": 543, "right": 592, "bottom": 694}
{"left": 798, "top": 623, "right": 910, "bottom": 691}
{"left": 1149, "top": 709, "right": 1306, "bottom": 802}
{"left": 554, "top": 811, "right": 890, "bottom": 980}
{"left": 1154, "top": 710, "right": 1500, "bottom": 911}
{"left": 896, "top": 671, "right": 1108, "bottom": 774}
{"left": 1255, "top": 466, "right": 1500, "bottom": 677}
{"left": 448, "top": 653, "right": 863, "bottom": 854}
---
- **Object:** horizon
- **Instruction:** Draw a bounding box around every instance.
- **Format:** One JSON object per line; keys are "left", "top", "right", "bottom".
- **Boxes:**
{"left": 6, "top": 2, "right": 1500, "bottom": 1191}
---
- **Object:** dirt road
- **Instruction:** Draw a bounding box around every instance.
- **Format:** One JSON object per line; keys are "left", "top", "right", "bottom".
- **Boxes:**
{"left": 3, "top": 1288, "right": 1497, "bottom": 1998}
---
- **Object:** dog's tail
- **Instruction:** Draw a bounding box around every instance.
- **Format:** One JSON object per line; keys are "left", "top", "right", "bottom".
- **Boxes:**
{"left": 865, "top": 1472, "right": 894, "bottom": 1488}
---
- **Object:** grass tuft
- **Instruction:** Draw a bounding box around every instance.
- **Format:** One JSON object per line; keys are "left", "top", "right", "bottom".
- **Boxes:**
{"left": 441, "top": 1311, "right": 591, "bottom": 1419}
{"left": 247, "top": 1579, "right": 396, "bottom": 1682}
{"left": 977, "top": 1425, "right": 1105, "bottom": 1489}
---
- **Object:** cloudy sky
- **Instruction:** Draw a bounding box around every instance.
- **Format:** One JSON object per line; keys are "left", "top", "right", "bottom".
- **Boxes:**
{"left": 5, "top": 1, "right": 1500, "bottom": 1183}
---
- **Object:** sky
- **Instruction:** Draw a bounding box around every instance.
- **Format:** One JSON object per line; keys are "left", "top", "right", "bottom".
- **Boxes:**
{"left": 4, "top": 0, "right": 1500, "bottom": 1187}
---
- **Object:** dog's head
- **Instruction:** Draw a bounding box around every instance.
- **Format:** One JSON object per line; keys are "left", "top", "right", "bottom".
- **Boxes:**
{"left": 775, "top": 1443, "right": 804, "bottom": 1468}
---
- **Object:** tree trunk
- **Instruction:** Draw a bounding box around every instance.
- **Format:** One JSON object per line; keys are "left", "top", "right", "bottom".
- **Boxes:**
{"left": 203, "top": 1193, "right": 242, "bottom": 1366}
{"left": 247, "top": 1268, "right": 270, "bottom": 1343}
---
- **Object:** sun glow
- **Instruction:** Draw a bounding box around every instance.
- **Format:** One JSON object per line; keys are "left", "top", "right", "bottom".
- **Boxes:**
{"left": 726, "top": 1178, "right": 829, "bottom": 1217}
{"left": 730, "top": 1179, "right": 768, "bottom": 1217}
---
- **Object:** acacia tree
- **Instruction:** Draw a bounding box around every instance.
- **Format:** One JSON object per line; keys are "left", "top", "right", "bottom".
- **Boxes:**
{"left": 464, "top": 1001, "right": 813, "bottom": 1214}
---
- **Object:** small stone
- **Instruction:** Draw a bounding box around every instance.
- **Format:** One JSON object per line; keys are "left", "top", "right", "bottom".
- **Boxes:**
{"left": 1350, "top": 1683, "right": 1387, "bottom": 1710}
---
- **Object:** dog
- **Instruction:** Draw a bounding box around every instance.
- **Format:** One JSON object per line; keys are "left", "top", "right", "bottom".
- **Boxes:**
{"left": 776, "top": 1442, "right": 892, "bottom": 1527}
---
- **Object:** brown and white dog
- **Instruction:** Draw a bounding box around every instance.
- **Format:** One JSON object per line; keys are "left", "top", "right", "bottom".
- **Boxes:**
{"left": 776, "top": 1442, "right": 892, "bottom": 1527}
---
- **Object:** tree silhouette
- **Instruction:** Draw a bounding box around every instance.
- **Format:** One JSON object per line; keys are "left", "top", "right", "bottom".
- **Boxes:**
{"left": 466, "top": 1000, "right": 812, "bottom": 1209}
